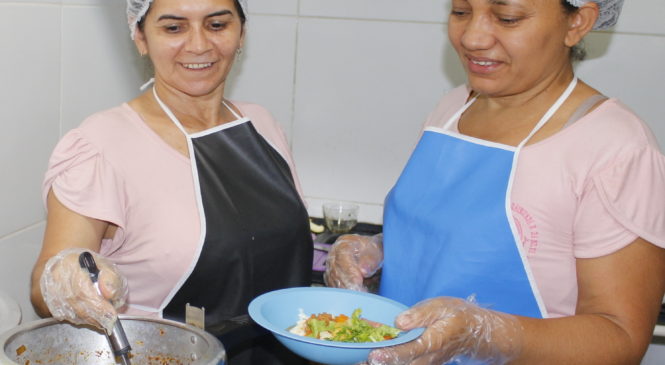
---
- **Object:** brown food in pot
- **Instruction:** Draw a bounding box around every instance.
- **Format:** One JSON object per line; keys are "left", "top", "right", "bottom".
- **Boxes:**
{"left": 15, "top": 345, "right": 26, "bottom": 356}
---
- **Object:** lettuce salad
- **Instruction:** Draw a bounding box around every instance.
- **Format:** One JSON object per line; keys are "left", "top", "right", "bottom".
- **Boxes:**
{"left": 289, "top": 308, "right": 401, "bottom": 343}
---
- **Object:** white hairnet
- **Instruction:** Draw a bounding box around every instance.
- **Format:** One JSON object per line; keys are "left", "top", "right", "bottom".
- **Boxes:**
{"left": 127, "top": 0, "right": 248, "bottom": 40}
{"left": 566, "top": 0, "right": 624, "bottom": 30}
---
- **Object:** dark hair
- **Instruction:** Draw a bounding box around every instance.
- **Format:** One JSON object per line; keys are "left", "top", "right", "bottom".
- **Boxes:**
{"left": 234, "top": 0, "right": 247, "bottom": 25}
{"left": 561, "top": 0, "right": 587, "bottom": 61}
{"left": 137, "top": 0, "right": 247, "bottom": 33}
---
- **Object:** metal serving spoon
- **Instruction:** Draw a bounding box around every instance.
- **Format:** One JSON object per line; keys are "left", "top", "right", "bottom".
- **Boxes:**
{"left": 79, "top": 252, "right": 132, "bottom": 365}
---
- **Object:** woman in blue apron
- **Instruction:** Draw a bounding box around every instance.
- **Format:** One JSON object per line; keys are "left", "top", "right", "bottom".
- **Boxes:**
{"left": 325, "top": 1, "right": 665, "bottom": 364}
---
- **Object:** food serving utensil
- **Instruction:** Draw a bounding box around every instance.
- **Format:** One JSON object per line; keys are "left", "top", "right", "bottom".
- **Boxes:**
{"left": 79, "top": 252, "right": 132, "bottom": 365}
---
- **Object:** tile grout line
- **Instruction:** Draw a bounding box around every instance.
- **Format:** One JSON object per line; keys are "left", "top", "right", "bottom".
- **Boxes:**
{"left": 1, "top": 3, "right": 664, "bottom": 37}
{"left": 0, "top": 221, "right": 45, "bottom": 242}
{"left": 289, "top": 1, "right": 302, "bottom": 149}
{"left": 249, "top": 12, "right": 665, "bottom": 38}
{"left": 59, "top": 3, "right": 64, "bottom": 138}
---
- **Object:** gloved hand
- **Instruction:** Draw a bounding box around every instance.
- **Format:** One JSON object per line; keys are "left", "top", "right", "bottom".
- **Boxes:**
{"left": 367, "top": 296, "right": 523, "bottom": 365}
{"left": 324, "top": 234, "right": 383, "bottom": 292}
{"left": 40, "top": 248, "right": 128, "bottom": 334}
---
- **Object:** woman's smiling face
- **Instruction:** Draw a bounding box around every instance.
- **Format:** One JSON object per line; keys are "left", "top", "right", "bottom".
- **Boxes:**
{"left": 134, "top": 0, "right": 244, "bottom": 97}
{"left": 448, "top": 0, "right": 575, "bottom": 97}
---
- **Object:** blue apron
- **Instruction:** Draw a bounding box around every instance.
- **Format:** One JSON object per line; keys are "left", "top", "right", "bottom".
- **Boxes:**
{"left": 380, "top": 79, "right": 578, "bottom": 361}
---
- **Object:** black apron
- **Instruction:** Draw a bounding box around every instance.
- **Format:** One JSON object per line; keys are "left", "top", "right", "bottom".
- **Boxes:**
{"left": 153, "top": 89, "right": 312, "bottom": 365}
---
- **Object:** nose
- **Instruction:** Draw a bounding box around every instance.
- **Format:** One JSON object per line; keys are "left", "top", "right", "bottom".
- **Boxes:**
{"left": 185, "top": 26, "right": 212, "bottom": 54}
{"left": 459, "top": 14, "right": 495, "bottom": 51}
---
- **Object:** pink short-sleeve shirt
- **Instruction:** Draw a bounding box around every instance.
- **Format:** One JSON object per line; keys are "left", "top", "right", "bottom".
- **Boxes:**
{"left": 42, "top": 101, "right": 304, "bottom": 316}
{"left": 424, "top": 86, "right": 665, "bottom": 317}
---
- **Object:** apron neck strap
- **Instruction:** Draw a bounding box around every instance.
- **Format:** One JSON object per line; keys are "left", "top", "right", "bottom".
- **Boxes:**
{"left": 442, "top": 77, "right": 579, "bottom": 147}
{"left": 517, "top": 77, "right": 578, "bottom": 148}
{"left": 222, "top": 100, "right": 243, "bottom": 120}
{"left": 443, "top": 93, "right": 478, "bottom": 131}
{"left": 152, "top": 86, "right": 188, "bottom": 135}
{"left": 151, "top": 87, "right": 242, "bottom": 136}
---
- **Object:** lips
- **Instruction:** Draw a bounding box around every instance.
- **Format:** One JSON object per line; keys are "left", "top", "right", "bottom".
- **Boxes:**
{"left": 471, "top": 59, "right": 496, "bottom": 66}
{"left": 181, "top": 62, "right": 214, "bottom": 70}
{"left": 466, "top": 56, "right": 502, "bottom": 74}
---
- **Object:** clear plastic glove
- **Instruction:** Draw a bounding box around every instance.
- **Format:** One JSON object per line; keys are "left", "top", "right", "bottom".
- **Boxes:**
{"left": 367, "top": 296, "right": 523, "bottom": 365}
{"left": 324, "top": 234, "right": 383, "bottom": 292}
{"left": 40, "top": 248, "right": 128, "bottom": 334}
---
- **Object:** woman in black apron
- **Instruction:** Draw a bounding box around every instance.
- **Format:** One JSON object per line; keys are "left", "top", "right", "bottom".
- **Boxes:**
{"left": 326, "top": 1, "right": 665, "bottom": 364}
{"left": 33, "top": 1, "right": 312, "bottom": 364}
{"left": 154, "top": 90, "right": 312, "bottom": 364}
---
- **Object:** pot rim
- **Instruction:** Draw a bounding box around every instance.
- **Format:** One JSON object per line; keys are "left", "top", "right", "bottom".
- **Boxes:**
{"left": 0, "top": 316, "right": 225, "bottom": 364}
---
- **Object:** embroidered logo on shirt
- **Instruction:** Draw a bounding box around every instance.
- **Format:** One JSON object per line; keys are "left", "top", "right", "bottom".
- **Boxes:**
{"left": 512, "top": 202, "right": 539, "bottom": 255}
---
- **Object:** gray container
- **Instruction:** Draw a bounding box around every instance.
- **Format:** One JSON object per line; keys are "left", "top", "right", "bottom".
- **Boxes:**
{"left": 0, "top": 316, "right": 225, "bottom": 364}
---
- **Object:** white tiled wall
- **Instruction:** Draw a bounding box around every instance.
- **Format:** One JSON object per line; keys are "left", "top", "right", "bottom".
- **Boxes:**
{"left": 60, "top": 2, "right": 144, "bottom": 131}
{"left": 1, "top": 2, "right": 664, "bottom": 359}
{"left": 300, "top": 0, "right": 445, "bottom": 22}
{"left": 291, "top": 16, "right": 457, "bottom": 220}
{"left": 0, "top": 3, "right": 60, "bottom": 241}
{"left": 225, "top": 13, "right": 299, "bottom": 139}
{"left": 249, "top": 0, "right": 297, "bottom": 15}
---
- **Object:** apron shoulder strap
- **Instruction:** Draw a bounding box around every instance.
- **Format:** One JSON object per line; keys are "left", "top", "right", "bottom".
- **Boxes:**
{"left": 442, "top": 95, "right": 478, "bottom": 131}
{"left": 222, "top": 100, "right": 244, "bottom": 120}
{"left": 562, "top": 94, "right": 608, "bottom": 129}
{"left": 152, "top": 88, "right": 247, "bottom": 136}
{"left": 152, "top": 87, "right": 189, "bottom": 135}
{"left": 517, "top": 77, "right": 578, "bottom": 148}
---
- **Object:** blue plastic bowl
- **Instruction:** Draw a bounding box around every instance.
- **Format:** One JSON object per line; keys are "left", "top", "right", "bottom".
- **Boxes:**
{"left": 248, "top": 287, "right": 424, "bottom": 365}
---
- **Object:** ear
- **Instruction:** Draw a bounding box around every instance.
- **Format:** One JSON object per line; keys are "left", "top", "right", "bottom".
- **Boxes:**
{"left": 564, "top": 2, "right": 598, "bottom": 47}
{"left": 239, "top": 26, "right": 246, "bottom": 49}
{"left": 133, "top": 28, "right": 149, "bottom": 56}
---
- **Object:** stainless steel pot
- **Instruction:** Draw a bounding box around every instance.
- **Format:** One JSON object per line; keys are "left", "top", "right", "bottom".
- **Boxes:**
{"left": 0, "top": 316, "right": 225, "bottom": 365}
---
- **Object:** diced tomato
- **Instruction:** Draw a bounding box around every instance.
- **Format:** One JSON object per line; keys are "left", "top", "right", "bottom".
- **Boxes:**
{"left": 315, "top": 313, "right": 334, "bottom": 324}
{"left": 334, "top": 314, "right": 349, "bottom": 323}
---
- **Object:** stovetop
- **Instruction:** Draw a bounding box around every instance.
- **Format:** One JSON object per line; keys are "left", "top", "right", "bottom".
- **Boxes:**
{"left": 311, "top": 219, "right": 382, "bottom": 244}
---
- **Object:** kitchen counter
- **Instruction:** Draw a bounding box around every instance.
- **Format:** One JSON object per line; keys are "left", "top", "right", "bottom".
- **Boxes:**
{"left": 655, "top": 306, "right": 665, "bottom": 340}
{"left": 655, "top": 304, "right": 665, "bottom": 340}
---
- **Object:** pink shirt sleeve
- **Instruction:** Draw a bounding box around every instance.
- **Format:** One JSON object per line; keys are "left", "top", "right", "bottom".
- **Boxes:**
{"left": 575, "top": 144, "right": 665, "bottom": 257}
{"left": 43, "top": 129, "right": 127, "bottom": 229}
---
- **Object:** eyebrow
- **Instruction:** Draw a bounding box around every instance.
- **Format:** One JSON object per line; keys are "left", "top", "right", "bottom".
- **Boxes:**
{"left": 487, "top": 0, "right": 511, "bottom": 5}
{"left": 157, "top": 9, "right": 233, "bottom": 22}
